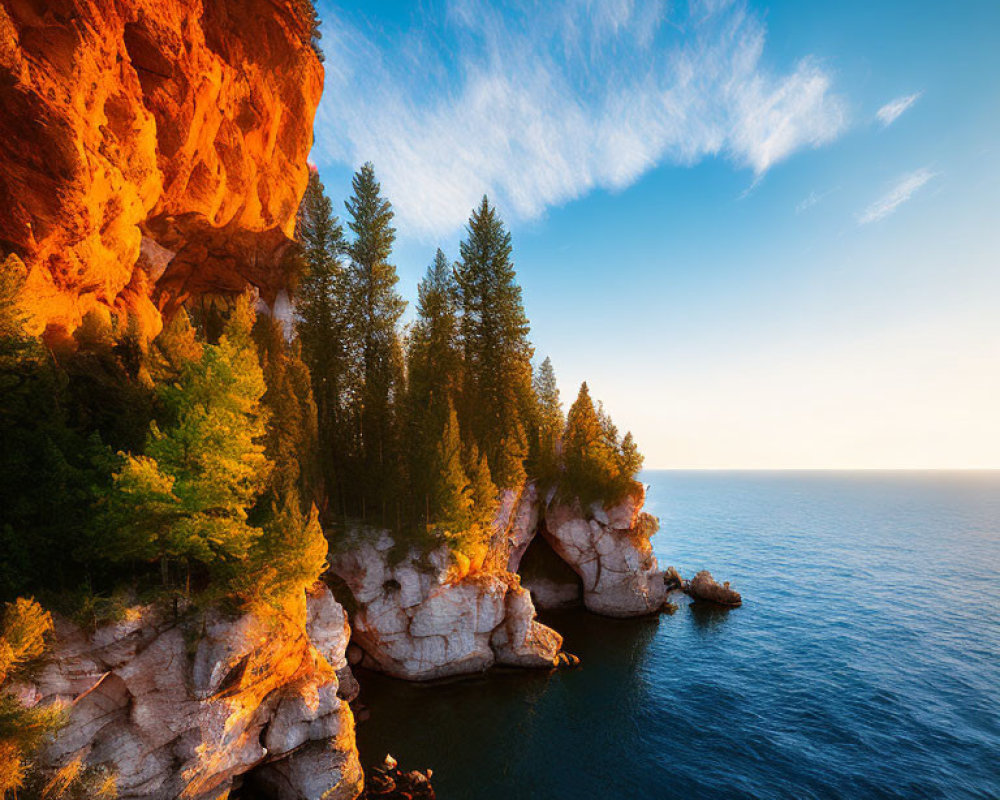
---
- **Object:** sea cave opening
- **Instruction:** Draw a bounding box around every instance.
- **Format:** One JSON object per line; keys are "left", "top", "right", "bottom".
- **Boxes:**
{"left": 514, "top": 522, "right": 584, "bottom": 612}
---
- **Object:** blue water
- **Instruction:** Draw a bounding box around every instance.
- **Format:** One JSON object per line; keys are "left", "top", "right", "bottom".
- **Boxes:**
{"left": 355, "top": 471, "right": 1000, "bottom": 799}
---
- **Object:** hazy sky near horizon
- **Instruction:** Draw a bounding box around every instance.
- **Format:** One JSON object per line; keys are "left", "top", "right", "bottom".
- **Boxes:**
{"left": 310, "top": 0, "right": 1000, "bottom": 469}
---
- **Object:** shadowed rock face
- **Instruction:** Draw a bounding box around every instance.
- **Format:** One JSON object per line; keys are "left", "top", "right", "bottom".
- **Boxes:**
{"left": 0, "top": 0, "right": 323, "bottom": 340}
{"left": 21, "top": 584, "right": 362, "bottom": 800}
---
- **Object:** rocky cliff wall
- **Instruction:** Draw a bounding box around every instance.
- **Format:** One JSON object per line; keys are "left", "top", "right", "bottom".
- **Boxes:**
{"left": 18, "top": 583, "right": 362, "bottom": 800}
{"left": 0, "top": 0, "right": 323, "bottom": 340}
{"left": 330, "top": 483, "right": 669, "bottom": 681}
{"left": 328, "top": 527, "right": 563, "bottom": 681}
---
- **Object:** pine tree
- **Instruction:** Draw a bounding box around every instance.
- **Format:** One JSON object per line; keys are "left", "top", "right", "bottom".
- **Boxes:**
{"left": 455, "top": 196, "right": 533, "bottom": 488}
{"left": 407, "top": 249, "right": 462, "bottom": 519}
{"left": 0, "top": 258, "right": 115, "bottom": 600}
{"left": 295, "top": 168, "right": 351, "bottom": 517}
{"left": 430, "top": 402, "right": 473, "bottom": 531}
{"left": 103, "top": 295, "right": 269, "bottom": 588}
{"left": 465, "top": 440, "right": 498, "bottom": 526}
{"left": 344, "top": 163, "right": 406, "bottom": 521}
{"left": 254, "top": 316, "right": 320, "bottom": 511}
{"left": 618, "top": 431, "right": 644, "bottom": 485}
{"left": 562, "top": 382, "right": 616, "bottom": 506}
{"left": 530, "top": 356, "right": 563, "bottom": 485}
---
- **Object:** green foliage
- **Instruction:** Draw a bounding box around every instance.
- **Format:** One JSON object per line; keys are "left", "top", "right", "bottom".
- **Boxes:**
{"left": 0, "top": 259, "right": 122, "bottom": 601}
{"left": 295, "top": 168, "right": 352, "bottom": 517}
{"left": 456, "top": 196, "right": 533, "bottom": 489}
{"left": 407, "top": 249, "right": 463, "bottom": 522}
{"left": 101, "top": 297, "right": 269, "bottom": 586}
{"left": 529, "top": 356, "right": 564, "bottom": 487}
{"left": 231, "top": 493, "right": 328, "bottom": 610}
{"left": 429, "top": 403, "right": 474, "bottom": 531}
{"left": 254, "top": 316, "right": 320, "bottom": 511}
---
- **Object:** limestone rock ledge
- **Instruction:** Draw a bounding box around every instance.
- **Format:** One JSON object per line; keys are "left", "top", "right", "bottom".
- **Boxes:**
{"left": 329, "top": 528, "right": 562, "bottom": 682}
{"left": 21, "top": 583, "right": 363, "bottom": 800}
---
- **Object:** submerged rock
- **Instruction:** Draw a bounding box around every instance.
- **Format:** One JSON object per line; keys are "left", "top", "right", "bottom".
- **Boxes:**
{"left": 686, "top": 570, "right": 743, "bottom": 607}
{"left": 25, "top": 583, "right": 363, "bottom": 800}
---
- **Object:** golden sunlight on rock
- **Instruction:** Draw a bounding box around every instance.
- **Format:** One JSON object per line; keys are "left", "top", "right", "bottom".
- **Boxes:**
{"left": 0, "top": 0, "right": 324, "bottom": 340}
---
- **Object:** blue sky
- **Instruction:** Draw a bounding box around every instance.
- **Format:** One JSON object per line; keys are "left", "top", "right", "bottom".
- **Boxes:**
{"left": 310, "top": 0, "right": 1000, "bottom": 468}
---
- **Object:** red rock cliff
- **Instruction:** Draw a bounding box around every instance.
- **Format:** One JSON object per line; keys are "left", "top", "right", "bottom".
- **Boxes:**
{"left": 0, "top": 0, "right": 323, "bottom": 339}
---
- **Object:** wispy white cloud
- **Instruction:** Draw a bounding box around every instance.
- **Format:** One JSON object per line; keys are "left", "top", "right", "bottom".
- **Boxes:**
{"left": 876, "top": 92, "right": 921, "bottom": 127}
{"left": 315, "top": 0, "right": 848, "bottom": 237}
{"left": 857, "top": 168, "right": 936, "bottom": 224}
{"left": 795, "top": 187, "right": 837, "bottom": 214}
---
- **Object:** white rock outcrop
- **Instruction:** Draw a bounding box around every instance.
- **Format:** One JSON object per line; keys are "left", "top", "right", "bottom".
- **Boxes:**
{"left": 329, "top": 527, "right": 562, "bottom": 681}
{"left": 543, "top": 485, "right": 668, "bottom": 617}
{"left": 25, "top": 584, "right": 363, "bottom": 800}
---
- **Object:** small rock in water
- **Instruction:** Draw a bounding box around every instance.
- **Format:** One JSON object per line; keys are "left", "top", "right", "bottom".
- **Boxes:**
{"left": 685, "top": 570, "right": 742, "bottom": 607}
{"left": 663, "top": 566, "right": 683, "bottom": 591}
{"left": 556, "top": 651, "right": 581, "bottom": 668}
{"left": 364, "top": 754, "right": 436, "bottom": 799}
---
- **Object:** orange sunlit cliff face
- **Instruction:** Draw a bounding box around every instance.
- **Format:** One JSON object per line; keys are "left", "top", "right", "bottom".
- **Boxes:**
{"left": 0, "top": 0, "right": 323, "bottom": 340}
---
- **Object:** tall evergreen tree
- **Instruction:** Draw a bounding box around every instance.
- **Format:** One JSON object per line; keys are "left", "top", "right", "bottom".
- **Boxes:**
{"left": 455, "top": 196, "right": 533, "bottom": 488}
{"left": 295, "top": 169, "right": 351, "bottom": 516}
{"left": 530, "top": 356, "right": 563, "bottom": 485}
{"left": 344, "top": 163, "right": 407, "bottom": 521}
{"left": 562, "top": 382, "right": 616, "bottom": 506}
{"left": 407, "top": 249, "right": 462, "bottom": 519}
{"left": 254, "top": 316, "right": 320, "bottom": 512}
{"left": 430, "top": 402, "right": 474, "bottom": 531}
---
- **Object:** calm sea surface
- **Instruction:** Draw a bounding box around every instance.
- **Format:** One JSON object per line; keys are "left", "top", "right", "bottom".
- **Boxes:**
{"left": 355, "top": 471, "right": 1000, "bottom": 799}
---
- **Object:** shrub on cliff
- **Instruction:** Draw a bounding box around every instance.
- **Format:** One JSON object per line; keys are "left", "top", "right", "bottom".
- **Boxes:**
{"left": 0, "top": 598, "right": 64, "bottom": 795}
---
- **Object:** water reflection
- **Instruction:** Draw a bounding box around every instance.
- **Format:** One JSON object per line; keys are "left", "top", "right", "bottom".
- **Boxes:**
{"left": 354, "top": 607, "right": 663, "bottom": 798}
{"left": 688, "top": 599, "right": 735, "bottom": 632}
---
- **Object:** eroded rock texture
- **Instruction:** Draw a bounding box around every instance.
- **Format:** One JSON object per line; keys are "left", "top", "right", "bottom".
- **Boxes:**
{"left": 0, "top": 0, "right": 323, "bottom": 340}
{"left": 22, "top": 583, "right": 362, "bottom": 800}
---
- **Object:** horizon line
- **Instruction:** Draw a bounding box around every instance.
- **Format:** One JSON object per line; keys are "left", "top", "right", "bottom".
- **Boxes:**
{"left": 640, "top": 467, "right": 1000, "bottom": 472}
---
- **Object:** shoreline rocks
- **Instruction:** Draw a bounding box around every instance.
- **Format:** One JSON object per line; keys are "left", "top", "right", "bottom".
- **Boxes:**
{"left": 362, "top": 755, "right": 435, "bottom": 799}
{"left": 329, "top": 482, "right": 674, "bottom": 680}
